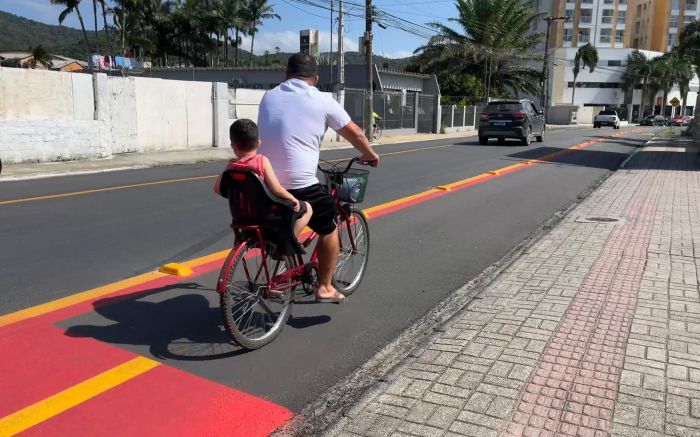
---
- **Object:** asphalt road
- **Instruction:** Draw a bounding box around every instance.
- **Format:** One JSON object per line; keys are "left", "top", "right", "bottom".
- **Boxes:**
{"left": 1, "top": 127, "right": 653, "bottom": 413}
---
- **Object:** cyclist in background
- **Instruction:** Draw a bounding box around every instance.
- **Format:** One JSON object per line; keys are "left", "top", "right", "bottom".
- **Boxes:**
{"left": 371, "top": 111, "right": 382, "bottom": 139}
{"left": 257, "top": 53, "right": 379, "bottom": 303}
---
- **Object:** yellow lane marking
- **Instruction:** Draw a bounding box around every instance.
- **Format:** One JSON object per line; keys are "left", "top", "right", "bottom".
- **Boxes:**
{"left": 0, "top": 247, "right": 222, "bottom": 329}
{"left": 0, "top": 357, "right": 160, "bottom": 436}
{"left": 0, "top": 130, "right": 636, "bottom": 328}
{"left": 0, "top": 175, "right": 217, "bottom": 206}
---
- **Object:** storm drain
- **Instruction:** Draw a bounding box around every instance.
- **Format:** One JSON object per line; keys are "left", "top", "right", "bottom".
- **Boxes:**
{"left": 576, "top": 216, "right": 622, "bottom": 224}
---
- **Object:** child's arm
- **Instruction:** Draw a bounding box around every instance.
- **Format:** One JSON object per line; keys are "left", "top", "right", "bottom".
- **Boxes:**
{"left": 262, "top": 157, "right": 300, "bottom": 211}
{"left": 213, "top": 174, "right": 222, "bottom": 195}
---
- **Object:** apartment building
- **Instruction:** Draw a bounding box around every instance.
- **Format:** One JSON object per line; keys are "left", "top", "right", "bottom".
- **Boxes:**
{"left": 627, "top": 0, "right": 697, "bottom": 51}
{"left": 538, "top": 0, "right": 698, "bottom": 118}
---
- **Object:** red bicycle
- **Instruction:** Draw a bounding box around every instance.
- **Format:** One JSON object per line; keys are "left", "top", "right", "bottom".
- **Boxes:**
{"left": 216, "top": 158, "right": 371, "bottom": 350}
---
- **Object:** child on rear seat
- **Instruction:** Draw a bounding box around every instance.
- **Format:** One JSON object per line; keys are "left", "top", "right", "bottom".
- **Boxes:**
{"left": 214, "top": 119, "right": 313, "bottom": 239}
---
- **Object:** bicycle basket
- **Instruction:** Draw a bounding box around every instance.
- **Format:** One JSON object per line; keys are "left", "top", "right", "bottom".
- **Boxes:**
{"left": 326, "top": 168, "right": 369, "bottom": 203}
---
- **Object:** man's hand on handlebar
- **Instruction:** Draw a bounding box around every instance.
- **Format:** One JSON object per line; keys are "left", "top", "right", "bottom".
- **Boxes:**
{"left": 359, "top": 152, "right": 379, "bottom": 167}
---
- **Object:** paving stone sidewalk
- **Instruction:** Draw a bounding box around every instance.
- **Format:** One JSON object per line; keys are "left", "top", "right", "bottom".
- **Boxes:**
{"left": 329, "top": 133, "right": 700, "bottom": 437}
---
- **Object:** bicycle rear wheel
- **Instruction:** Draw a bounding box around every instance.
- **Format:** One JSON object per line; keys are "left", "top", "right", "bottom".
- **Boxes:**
{"left": 333, "top": 210, "right": 370, "bottom": 296}
{"left": 219, "top": 242, "right": 295, "bottom": 350}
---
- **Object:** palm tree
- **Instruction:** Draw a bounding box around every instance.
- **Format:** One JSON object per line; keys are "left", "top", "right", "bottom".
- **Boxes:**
{"left": 677, "top": 20, "right": 700, "bottom": 120}
{"left": 648, "top": 55, "right": 673, "bottom": 115}
{"left": 414, "top": 0, "right": 544, "bottom": 100}
{"left": 221, "top": 0, "right": 246, "bottom": 66}
{"left": 571, "top": 43, "right": 598, "bottom": 104}
{"left": 91, "top": 0, "right": 100, "bottom": 52}
{"left": 244, "top": 0, "right": 280, "bottom": 66}
{"left": 98, "top": 0, "right": 112, "bottom": 52}
{"left": 29, "top": 45, "right": 53, "bottom": 69}
{"left": 622, "top": 50, "right": 651, "bottom": 118}
{"left": 51, "top": 0, "right": 92, "bottom": 54}
{"left": 671, "top": 55, "right": 694, "bottom": 116}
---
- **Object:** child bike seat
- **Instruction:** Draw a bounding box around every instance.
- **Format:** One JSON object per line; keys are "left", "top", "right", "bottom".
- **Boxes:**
{"left": 219, "top": 169, "right": 305, "bottom": 256}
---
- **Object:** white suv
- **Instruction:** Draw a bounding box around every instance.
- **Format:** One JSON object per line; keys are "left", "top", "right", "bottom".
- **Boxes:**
{"left": 594, "top": 110, "right": 620, "bottom": 129}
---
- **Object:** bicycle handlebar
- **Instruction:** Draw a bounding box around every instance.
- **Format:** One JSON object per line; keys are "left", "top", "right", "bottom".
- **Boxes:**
{"left": 318, "top": 157, "right": 376, "bottom": 175}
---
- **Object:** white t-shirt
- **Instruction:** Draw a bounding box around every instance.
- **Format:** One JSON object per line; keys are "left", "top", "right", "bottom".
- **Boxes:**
{"left": 257, "top": 79, "right": 352, "bottom": 190}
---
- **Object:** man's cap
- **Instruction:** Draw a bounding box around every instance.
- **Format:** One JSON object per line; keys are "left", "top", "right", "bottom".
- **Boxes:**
{"left": 287, "top": 53, "right": 318, "bottom": 78}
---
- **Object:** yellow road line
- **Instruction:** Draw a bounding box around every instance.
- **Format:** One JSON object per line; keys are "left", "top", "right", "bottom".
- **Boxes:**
{"left": 0, "top": 175, "right": 217, "bottom": 206}
{"left": 0, "top": 247, "right": 223, "bottom": 329}
{"left": 0, "top": 357, "right": 160, "bottom": 437}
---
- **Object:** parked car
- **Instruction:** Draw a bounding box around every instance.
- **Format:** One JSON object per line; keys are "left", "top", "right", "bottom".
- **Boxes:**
{"left": 478, "top": 99, "right": 545, "bottom": 146}
{"left": 671, "top": 115, "right": 694, "bottom": 126}
{"left": 639, "top": 115, "right": 667, "bottom": 126}
{"left": 593, "top": 110, "right": 620, "bottom": 129}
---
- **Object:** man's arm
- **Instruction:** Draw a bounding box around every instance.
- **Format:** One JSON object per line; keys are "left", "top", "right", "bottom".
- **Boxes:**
{"left": 336, "top": 121, "right": 379, "bottom": 166}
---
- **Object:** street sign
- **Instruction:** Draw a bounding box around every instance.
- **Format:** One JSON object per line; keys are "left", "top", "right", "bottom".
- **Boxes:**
{"left": 670, "top": 97, "right": 681, "bottom": 107}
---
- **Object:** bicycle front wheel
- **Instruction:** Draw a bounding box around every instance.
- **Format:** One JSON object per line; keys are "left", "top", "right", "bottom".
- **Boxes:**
{"left": 333, "top": 210, "right": 370, "bottom": 296}
{"left": 219, "top": 242, "right": 295, "bottom": 350}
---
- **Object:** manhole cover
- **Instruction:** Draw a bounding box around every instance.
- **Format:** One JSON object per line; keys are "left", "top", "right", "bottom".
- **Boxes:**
{"left": 582, "top": 216, "right": 619, "bottom": 223}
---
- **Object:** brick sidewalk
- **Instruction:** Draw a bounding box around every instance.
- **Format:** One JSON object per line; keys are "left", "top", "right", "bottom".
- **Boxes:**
{"left": 328, "top": 133, "right": 700, "bottom": 437}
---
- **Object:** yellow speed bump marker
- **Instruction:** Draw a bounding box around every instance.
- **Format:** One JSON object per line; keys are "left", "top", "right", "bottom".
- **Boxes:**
{"left": 158, "top": 263, "right": 193, "bottom": 277}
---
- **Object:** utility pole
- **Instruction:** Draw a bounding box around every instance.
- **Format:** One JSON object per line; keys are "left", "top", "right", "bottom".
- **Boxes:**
{"left": 338, "top": 0, "right": 345, "bottom": 104}
{"left": 364, "top": 0, "right": 374, "bottom": 140}
{"left": 330, "top": 0, "right": 334, "bottom": 85}
{"left": 541, "top": 16, "right": 569, "bottom": 109}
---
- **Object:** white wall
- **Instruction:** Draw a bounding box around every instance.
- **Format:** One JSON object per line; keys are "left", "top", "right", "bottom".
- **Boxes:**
{"left": 0, "top": 120, "right": 109, "bottom": 164}
{"left": 0, "top": 68, "right": 79, "bottom": 121}
{"left": 0, "top": 68, "right": 227, "bottom": 164}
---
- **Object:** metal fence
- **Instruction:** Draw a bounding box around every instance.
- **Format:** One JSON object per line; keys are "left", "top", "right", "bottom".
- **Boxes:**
{"left": 439, "top": 105, "right": 479, "bottom": 130}
{"left": 344, "top": 88, "right": 433, "bottom": 132}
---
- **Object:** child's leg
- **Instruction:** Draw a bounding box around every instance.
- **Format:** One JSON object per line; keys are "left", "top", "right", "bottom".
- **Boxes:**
{"left": 294, "top": 202, "right": 313, "bottom": 238}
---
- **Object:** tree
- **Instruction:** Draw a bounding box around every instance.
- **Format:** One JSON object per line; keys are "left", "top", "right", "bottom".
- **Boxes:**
{"left": 51, "top": 0, "right": 92, "bottom": 54}
{"left": 244, "top": 0, "right": 280, "bottom": 67}
{"left": 677, "top": 20, "right": 700, "bottom": 119}
{"left": 91, "top": 0, "right": 100, "bottom": 52}
{"left": 622, "top": 50, "right": 651, "bottom": 118}
{"left": 98, "top": 0, "right": 112, "bottom": 53}
{"left": 413, "top": 0, "right": 544, "bottom": 101}
{"left": 670, "top": 55, "right": 694, "bottom": 116}
{"left": 571, "top": 43, "right": 598, "bottom": 104}
{"left": 29, "top": 45, "right": 52, "bottom": 69}
{"left": 648, "top": 54, "right": 673, "bottom": 115}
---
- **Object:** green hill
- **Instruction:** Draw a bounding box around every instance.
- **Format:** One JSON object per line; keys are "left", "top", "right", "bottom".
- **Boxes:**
{"left": 0, "top": 10, "right": 84, "bottom": 50}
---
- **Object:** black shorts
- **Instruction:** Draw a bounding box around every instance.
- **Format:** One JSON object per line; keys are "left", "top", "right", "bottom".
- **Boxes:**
{"left": 289, "top": 184, "right": 338, "bottom": 235}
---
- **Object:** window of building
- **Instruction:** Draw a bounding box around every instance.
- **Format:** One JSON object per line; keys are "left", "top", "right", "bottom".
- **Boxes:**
{"left": 686, "top": 14, "right": 695, "bottom": 23}
{"left": 617, "top": 10, "right": 626, "bottom": 24}
{"left": 687, "top": 1, "right": 697, "bottom": 10}
{"left": 581, "top": 0, "right": 593, "bottom": 4}
{"left": 672, "top": 0, "right": 680, "bottom": 8}
{"left": 607, "top": 60, "right": 623, "bottom": 66}
{"left": 619, "top": 0, "right": 626, "bottom": 4}
{"left": 580, "top": 9, "right": 593, "bottom": 23}
{"left": 669, "top": 33, "right": 677, "bottom": 46}
{"left": 604, "top": 0, "right": 614, "bottom": 4}
{"left": 636, "top": 4, "right": 642, "bottom": 14}
{"left": 566, "top": 8, "right": 574, "bottom": 18}
{"left": 670, "top": 15, "right": 679, "bottom": 27}
{"left": 578, "top": 29, "right": 591, "bottom": 43}
{"left": 635, "top": 21, "right": 640, "bottom": 32}
{"left": 616, "top": 29, "right": 625, "bottom": 42}
{"left": 564, "top": 28, "right": 573, "bottom": 41}
{"left": 602, "top": 9, "right": 614, "bottom": 23}
{"left": 600, "top": 29, "right": 612, "bottom": 42}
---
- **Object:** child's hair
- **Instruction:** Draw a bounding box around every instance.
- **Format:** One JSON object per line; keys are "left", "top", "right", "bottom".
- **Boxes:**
{"left": 229, "top": 119, "right": 259, "bottom": 151}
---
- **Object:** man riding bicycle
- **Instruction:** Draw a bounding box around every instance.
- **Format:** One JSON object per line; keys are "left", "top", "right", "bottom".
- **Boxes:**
{"left": 257, "top": 53, "right": 379, "bottom": 303}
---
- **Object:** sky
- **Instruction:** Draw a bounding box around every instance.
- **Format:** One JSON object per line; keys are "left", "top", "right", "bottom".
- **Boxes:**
{"left": 0, "top": 0, "right": 459, "bottom": 59}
